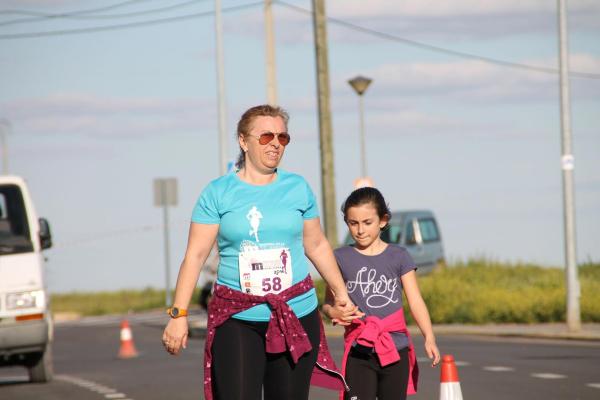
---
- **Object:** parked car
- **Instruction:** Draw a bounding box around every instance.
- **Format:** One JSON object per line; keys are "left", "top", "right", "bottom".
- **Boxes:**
{"left": 0, "top": 175, "right": 53, "bottom": 382}
{"left": 344, "top": 210, "right": 445, "bottom": 274}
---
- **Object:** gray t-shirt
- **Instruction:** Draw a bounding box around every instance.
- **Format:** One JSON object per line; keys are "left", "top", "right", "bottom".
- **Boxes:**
{"left": 334, "top": 244, "right": 416, "bottom": 350}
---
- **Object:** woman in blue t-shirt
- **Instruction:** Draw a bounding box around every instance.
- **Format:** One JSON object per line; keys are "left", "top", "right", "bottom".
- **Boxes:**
{"left": 162, "top": 105, "right": 362, "bottom": 400}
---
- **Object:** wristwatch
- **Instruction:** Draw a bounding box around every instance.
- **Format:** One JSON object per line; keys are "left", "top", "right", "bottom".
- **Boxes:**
{"left": 166, "top": 307, "right": 188, "bottom": 318}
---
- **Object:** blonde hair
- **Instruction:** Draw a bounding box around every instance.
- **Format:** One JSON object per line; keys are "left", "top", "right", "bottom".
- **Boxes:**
{"left": 235, "top": 104, "right": 289, "bottom": 169}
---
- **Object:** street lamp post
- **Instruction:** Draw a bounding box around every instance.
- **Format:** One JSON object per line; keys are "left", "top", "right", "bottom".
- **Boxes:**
{"left": 348, "top": 76, "right": 372, "bottom": 179}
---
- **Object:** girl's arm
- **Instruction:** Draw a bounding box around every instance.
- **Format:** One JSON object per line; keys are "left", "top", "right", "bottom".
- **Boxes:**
{"left": 162, "top": 222, "right": 219, "bottom": 355}
{"left": 401, "top": 270, "right": 441, "bottom": 366}
{"left": 303, "top": 218, "right": 362, "bottom": 318}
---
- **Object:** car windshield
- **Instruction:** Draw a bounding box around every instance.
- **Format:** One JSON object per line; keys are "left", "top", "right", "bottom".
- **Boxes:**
{"left": 0, "top": 184, "right": 34, "bottom": 255}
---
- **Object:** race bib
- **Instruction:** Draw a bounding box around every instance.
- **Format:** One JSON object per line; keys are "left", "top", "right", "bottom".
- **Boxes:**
{"left": 239, "top": 248, "right": 292, "bottom": 296}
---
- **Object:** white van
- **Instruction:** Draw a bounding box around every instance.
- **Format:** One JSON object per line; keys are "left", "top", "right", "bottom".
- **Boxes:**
{"left": 0, "top": 175, "right": 53, "bottom": 382}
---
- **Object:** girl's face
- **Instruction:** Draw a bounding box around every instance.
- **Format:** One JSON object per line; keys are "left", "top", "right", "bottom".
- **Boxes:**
{"left": 345, "top": 203, "right": 389, "bottom": 250}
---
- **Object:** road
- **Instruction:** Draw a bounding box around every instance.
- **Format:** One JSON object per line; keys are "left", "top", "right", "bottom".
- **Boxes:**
{"left": 1, "top": 311, "right": 599, "bottom": 399}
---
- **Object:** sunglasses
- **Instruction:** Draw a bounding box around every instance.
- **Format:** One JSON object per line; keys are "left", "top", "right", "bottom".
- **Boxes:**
{"left": 248, "top": 132, "right": 291, "bottom": 146}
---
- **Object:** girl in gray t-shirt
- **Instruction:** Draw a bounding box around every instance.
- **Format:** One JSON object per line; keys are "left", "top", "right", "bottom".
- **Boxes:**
{"left": 322, "top": 187, "right": 440, "bottom": 400}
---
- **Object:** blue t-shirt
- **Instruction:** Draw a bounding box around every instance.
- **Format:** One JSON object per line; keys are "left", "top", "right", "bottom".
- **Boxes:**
{"left": 334, "top": 244, "right": 416, "bottom": 349}
{"left": 191, "top": 169, "right": 319, "bottom": 321}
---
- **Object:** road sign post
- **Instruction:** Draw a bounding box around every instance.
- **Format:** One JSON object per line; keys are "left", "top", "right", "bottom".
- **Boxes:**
{"left": 153, "top": 178, "right": 178, "bottom": 307}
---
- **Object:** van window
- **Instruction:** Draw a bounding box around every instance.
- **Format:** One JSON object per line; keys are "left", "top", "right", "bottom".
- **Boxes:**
{"left": 418, "top": 218, "right": 440, "bottom": 242}
{"left": 387, "top": 223, "right": 402, "bottom": 243}
{"left": 0, "top": 184, "right": 34, "bottom": 254}
{"left": 405, "top": 220, "right": 417, "bottom": 245}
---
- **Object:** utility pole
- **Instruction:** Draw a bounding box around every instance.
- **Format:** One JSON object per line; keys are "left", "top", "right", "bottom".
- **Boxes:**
{"left": 215, "top": 0, "right": 228, "bottom": 175}
{"left": 311, "top": 0, "right": 337, "bottom": 246}
{"left": 557, "top": 0, "right": 580, "bottom": 332}
{"left": 265, "top": 0, "right": 278, "bottom": 105}
{"left": 0, "top": 119, "right": 9, "bottom": 174}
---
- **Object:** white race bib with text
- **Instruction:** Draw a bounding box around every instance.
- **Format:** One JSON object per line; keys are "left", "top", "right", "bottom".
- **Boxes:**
{"left": 239, "top": 248, "right": 292, "bottom": 296}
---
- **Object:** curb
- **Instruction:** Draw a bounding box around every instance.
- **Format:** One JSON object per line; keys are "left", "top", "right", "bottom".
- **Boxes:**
{"left": 323, "top": 323, "right": 600, "bottom": 342}
{"left": 431, "top": 324, "right": 600, "bottom": 342}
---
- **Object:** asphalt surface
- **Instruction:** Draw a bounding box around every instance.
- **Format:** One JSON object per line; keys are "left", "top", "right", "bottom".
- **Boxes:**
{"left": 1, "top": 311, "right": 599, "bottom": 399}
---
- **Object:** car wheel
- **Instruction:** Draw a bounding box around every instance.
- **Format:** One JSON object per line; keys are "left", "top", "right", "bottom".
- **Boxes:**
{"left": 199, "top": 288, "right": 213, "bottom": 310}
{"left": 28, "top": 346, "right": 53, "bottom": 383}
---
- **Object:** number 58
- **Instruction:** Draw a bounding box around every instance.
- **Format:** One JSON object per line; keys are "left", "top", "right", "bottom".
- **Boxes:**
{"left": 262, "top": 277, "right": 282, "bottom": 292}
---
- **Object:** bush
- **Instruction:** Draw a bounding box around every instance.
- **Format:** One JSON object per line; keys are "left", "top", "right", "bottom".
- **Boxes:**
{"left": 316, "top": 258, "right": 600, "bottom": 324}
{"left": 51, "top": 260, "right": 600, "bottom": 323}
{"left": 51, "top": 287, "right": 201, "bottom": 316}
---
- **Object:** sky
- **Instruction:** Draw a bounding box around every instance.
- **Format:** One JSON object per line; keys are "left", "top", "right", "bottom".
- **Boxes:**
{"left": 1, "top": 0, "right": 599, "bottom": 293}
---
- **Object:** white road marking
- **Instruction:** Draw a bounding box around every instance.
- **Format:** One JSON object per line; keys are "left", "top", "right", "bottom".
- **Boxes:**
{"left": 106, "top": 394, "right": 127, "bottom": 399}
{"left": 483, "top": 366, "right": 515, "bottom": 372}
{"left": 587, "top": 383, "right": 600, "bottom": 389}
{"left": 94, "top": 387, "right": 116, "bottom": 394}
{"left": 454, "top": 361, "right": 471, "bottom": 367}
{"left": 417, "top": 356, "right": 469, "bottom": 366}
{"left": 531, "top": 373, "right": 567, "bottom": 379}
{"left": 55, "top": 374, "right": 134, "bottom": 399}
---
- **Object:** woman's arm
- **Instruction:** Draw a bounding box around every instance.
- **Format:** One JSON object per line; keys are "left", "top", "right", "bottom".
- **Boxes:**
{"left": 162, "top": 222, "right": 219, "bottom": 355}
{"left": 401, "top": 270, "right": 441, "bottom": 366}
{"left": 303, "top": 218, "right": 362, "bottom": 318}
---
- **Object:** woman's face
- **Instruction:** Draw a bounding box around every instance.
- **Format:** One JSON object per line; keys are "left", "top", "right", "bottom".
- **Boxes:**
{"left": 239, "top": 116, "right": 288, "bottom": 173}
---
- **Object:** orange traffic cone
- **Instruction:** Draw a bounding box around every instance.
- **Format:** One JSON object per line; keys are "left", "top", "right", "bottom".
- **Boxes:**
{"left": 118, "top": 319, "right": 139, "bottom": 359}
{"left": 439, "top": 354, "right": 463, "bottom": 400}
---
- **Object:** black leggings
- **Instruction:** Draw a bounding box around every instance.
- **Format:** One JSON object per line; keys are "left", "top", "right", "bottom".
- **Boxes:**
{"left": 344, "top": 346, "right": 410, "bottom": 400}
{"left": 211, "top": 308, "right": 320, "bottom": 400}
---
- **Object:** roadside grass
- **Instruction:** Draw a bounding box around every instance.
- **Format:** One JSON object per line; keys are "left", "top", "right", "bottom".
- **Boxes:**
{"left": 52, "top": 259, "right": 600, "bottom": 323}
{"left": 314, "top": 259, "right": 600, "bottom": 324}
{"left": 51, "top": 287, "right": 200, "bottom": 317}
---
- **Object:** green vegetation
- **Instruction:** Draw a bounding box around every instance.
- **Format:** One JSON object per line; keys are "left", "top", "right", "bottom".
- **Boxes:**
{"left": 314, "top": 259, "right": 600, "bottom": 324}
{"left": 51, "top": 287, "right": 200, "bottom": 317}
{"left": 53, "top": 260, "right": 600, "bottom": 323}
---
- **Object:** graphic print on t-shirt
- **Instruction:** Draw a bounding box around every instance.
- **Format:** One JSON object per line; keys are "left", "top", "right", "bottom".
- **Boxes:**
{"left": 280, "top": 249, "right": 288, "bottom": 274}
{"left": 346, "top": 266, "right": 400, "bottom": 308}
{"left": 246, "top": 206, "right": 263, "bottom": 242}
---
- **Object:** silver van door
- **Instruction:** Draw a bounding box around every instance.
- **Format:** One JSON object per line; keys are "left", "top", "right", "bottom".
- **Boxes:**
{"left": 404, "top": 218, "right": 427, "bottom": 269}
{"left": 416, "top": 217, "right": 443, "bottom": 271}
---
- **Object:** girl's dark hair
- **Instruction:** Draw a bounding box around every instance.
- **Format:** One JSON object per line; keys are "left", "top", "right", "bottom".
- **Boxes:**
{"left": 341, "top": 187, "right": 391, "bottom": 227}
{"left": 235, "top": 104, "right": 290, "bottom": 169}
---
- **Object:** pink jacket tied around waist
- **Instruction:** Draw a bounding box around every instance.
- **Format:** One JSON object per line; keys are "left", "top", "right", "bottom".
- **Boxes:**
{"left": 203, "top": 274, "right": 347, "bottom": 400}
{"left": 341, "top": 309, "right": 419, "bottom": 399}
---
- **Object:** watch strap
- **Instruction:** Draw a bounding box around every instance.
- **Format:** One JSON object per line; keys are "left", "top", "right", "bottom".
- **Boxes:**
{"left": 166, "top": 307, "right": 188, "bottom": 318}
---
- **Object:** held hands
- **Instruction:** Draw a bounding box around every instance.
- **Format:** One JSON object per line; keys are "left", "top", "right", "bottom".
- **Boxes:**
{"left": 162, "top": 317, "right": 188, "bottom": 356}
{"left": 424, "top": 336, "right": 441, "bottom": 367}
{"left": 324, "top": 294, "right": 364, "bottom": 326}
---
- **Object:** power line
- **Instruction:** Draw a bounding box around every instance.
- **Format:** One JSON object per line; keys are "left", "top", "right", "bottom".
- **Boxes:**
{"left": 275, "top": 0, "right": 600, "bottom": 80}
{"left": 0, "top": 0, "right": 205, "bottom": 28}
{"left": 0, "top": 0, "right": 150, "bottom": 17}
{"left": 0, "top": 1, "right": 263, "bottom": 40}
{"left": 53, "top": 224, "right": 161, "bottom": 249}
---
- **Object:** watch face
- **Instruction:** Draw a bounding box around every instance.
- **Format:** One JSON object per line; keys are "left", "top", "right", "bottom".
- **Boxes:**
{"left": 171, "top": 307, "right": 179, "bottom": 317}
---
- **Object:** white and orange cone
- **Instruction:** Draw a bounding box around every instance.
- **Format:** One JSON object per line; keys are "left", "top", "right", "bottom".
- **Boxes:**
{"left": 439, "top": 354, "right": 463, "bottom": 400}
{"left": 118, "top": 319, "right": 139, "bottom": 359}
